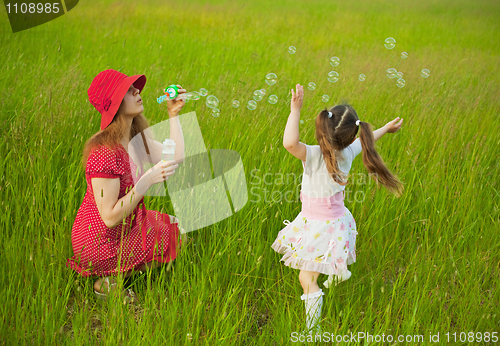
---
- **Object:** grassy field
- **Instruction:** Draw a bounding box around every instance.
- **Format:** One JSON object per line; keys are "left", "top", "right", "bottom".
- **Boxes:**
{"left": 1, "top": 0, "right": 499, "bottom": 344}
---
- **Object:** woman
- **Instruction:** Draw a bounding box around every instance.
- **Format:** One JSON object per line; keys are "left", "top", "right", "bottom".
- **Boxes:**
{"left": 66, "top": 69, "right": 186, "bottom": 300}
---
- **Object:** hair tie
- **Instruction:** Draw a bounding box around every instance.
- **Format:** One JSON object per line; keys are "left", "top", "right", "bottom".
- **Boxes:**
{"left": 327, "top": 111, "right": 332, "bottom": 118}
{"left": 355, "top": 120, "right": 360, "bottom": 126}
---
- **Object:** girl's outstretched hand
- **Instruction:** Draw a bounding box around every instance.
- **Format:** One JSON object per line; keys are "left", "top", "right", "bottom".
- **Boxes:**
{"left": 385, "top": 117, "right": 403, "bottom": 133}
{"left": 290, "top": 84, "right": 304, "bottom": 112}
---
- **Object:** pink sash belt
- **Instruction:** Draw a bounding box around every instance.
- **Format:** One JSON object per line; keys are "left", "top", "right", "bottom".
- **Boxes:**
{"left": 300, "top": 191, "right": 345, "bottom": 221}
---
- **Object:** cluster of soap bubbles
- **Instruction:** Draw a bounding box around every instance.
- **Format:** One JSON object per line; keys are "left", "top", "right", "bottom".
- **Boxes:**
{"left": 184, "top": 88, "right": 208, "bottom": 102}
{"left": 383, "top": 39, "right": 430, "bottom": 86}
{"left": 239, "top": 74, "right": 281, "bottom": 110}
{"left": 205, "top": 94, "right": 220, "bottom": 117}
{"left": 229, "top": 76, "right": 280, "bottom": 111}
{"left": 179, "top": 40, "right": 430, "bottom": 117}
{"left": 386, "top": 68, "right": 405, "bottom": 88}
{"left": 164, "top": 87, "right": 224, "bottom": 118}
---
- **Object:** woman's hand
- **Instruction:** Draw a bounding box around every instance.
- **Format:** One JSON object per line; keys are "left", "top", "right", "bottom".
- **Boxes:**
{"left": 290, "top": 84, "right": 304, "bottom": 112}
{"left": 385, "top": 117, "right": 403, "bottom": 133}
{"left": 136, "top": 160, "right": 179, "bottom": 195}
{"left": 166, "top": 85, "right": 187, "bottom": 118}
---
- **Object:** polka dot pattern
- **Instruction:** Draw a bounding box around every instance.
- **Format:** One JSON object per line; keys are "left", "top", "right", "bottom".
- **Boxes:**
{"left": 66, "top": 144, "right": 181, "bottom": 277}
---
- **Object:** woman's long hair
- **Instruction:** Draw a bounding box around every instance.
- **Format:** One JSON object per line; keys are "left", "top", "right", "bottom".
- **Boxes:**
{"left": 82, "top": 111, "right": 149, "bottom": 169}
{"left": 315, "top": 104, "right": 403, "bottom": 196}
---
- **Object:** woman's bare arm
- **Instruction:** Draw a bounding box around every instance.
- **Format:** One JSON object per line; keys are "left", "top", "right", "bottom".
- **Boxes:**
{"left": 91, "top": 160, "right": 179, "bottom": 228}
{"left": 91, "top": 177, "right": 145, "bottom": 228}
{"left": 168, "top": 115, "right": 185, "bottom": 162}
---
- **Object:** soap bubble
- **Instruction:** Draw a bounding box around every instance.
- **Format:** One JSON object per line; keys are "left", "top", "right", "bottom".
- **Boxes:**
{"left": 199, "top": 88, "right": 208, "bottom": 97}
{"left": 401, "top": 52, "right": 408, "bottom": 59}
{"left": 327, "top": 71, "right": 339, "bottom": 83}
{"left": 232, "top": 100, "right": 240, "bottom": 108}
{"left": 183, "top": 92, "right": 193, "bottom": 102}
{"left": 384, "top": 37, "right": 396, "bottom": 49}
{"left": 206, "top": 95, "right": 219, "bottom": 109}
{"left": 386, "top": 68, "right": 397, "bottom": 79}
{"left": 396, "top": 78, "right": 405, "bottom": 88}
{"left": 397, "top": 71, "right": 403, "bottom": 79}
{"left": 359, "top": 74, "right": 366, "bottom": 82}
{"left": 247, "top": 100, "right": 257, "bottom": 110}
{"left": 260, "top": 89, "right": 266, "bottom": 95}
{"left": 265, "top": 73, "right": 277, "bottom": 86}
{"left": 329, "top": 56, "right": 340, "bottom": 67}
{"left": 322, "top": 95, "right": 329, "bottom": 102}
{"left": 421, "top": 69, "right": 430, "bottom": 78}
{"left": 190, "top": 91, "right": 201, "bottom": 100}
{"left": 300, "top": 120, "right": 304, "bottom": 124}
{"left": 288, "top": 46, "right": 296, "bottom": 54}
{"left": 212, "top": 108, "right": 220, "bottom": 117}
{"left": 253, "top": 90, "right": 264, "bottom": 102}
{"left": 307, "top": 82, "right": 316, "bottom": 91}
{"left": 268, "top": 95, "right": 278, "bottom": 104}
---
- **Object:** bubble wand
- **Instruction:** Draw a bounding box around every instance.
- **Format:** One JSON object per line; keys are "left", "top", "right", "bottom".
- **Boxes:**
{"left": 157, "top": 85, "right": 179, "bottom": 104}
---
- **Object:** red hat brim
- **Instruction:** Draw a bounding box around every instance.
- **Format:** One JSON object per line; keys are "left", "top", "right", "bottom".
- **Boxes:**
{"left": 100, "top": 74, "right": 147, "bottom": 130}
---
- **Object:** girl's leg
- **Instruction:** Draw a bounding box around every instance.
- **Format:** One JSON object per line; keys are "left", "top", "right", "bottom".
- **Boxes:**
{"left": 299, "top": 270, "right": 324, "bottom": 333}
{"left": 299, "top": 270, "right": 320, "bottom": 295}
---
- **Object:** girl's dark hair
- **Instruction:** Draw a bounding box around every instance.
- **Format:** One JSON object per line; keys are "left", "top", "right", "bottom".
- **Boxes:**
{"left": 315, "top": 104, "right": 403, "bottom": 196}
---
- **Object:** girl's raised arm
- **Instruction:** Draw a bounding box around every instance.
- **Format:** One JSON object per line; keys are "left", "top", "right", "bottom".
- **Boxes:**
{"left": 283, "top": 84, "right": 306, "bottom": 161}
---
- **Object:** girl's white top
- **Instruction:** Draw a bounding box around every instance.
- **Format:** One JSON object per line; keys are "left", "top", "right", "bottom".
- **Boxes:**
{"left": 301, "top": 139, "right": 362, "bottom": 197}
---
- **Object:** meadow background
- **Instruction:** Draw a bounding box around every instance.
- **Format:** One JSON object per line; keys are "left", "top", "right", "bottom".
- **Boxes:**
{"left": 1, "top": 0, "right": 499, "bottom": 344}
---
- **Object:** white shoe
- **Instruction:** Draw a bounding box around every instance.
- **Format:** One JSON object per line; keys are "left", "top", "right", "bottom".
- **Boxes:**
{"left": 324, "top": 270, "right": 351, "bottom": 288}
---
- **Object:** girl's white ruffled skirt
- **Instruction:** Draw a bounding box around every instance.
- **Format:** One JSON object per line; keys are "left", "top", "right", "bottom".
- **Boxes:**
{"left": 271, "top": 208, "right": 357, "bottom": 282}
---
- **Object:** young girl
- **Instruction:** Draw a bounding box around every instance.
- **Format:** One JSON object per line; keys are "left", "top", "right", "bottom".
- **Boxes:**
{"left": 272, "top": 84, "right": 403, "bottom": 333}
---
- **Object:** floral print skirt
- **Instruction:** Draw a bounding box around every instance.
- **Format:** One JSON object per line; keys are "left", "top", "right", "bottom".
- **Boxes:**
{"left": 271, "top": 192, "right": 357, "bottom": 276}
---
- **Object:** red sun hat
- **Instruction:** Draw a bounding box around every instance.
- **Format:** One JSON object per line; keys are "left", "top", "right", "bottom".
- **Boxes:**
{"left": 88, "top": 69, "right": 146, "bottom": 130}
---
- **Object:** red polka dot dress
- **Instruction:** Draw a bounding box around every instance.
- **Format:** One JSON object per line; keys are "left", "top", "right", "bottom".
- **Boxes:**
{"left": 66, "top": 144, "right": 181, "bottom": 277}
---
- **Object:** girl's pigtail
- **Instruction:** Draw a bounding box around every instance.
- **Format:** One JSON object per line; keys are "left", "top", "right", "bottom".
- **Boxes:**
{"left": 358, "top": 121, "right": 403, "bottom": 196}
{"left": 317, "top": 110, "right": 348, "bottom": 185}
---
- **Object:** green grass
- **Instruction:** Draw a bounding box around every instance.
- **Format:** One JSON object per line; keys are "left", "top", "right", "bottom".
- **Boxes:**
{"left": 1, "top": 0, "right": 499, "bottom": 344}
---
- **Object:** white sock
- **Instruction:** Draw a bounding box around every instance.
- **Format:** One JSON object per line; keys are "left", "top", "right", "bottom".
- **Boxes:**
{"left": 324, "top": 269, "right": 351, "bottom": 288}
{"left": 301, "top": 289, "right": 324, "bottom": 332}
